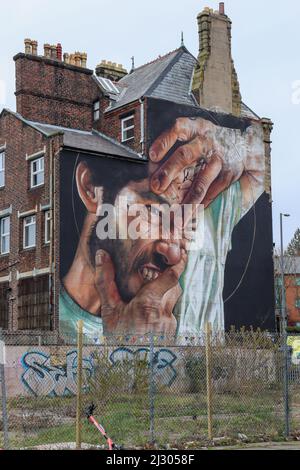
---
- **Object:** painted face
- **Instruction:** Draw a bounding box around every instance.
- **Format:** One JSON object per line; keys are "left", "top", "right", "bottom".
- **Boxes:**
{"left": 97, "top": 179, "right": 184, "bottom": 302}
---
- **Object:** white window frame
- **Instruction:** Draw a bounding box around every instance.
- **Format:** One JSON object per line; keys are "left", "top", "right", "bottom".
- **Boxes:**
{"left": 0, "top": 216, "right": 10, "bottom": 254}
{"left": 45, "top": 210, "right": 51, "bottom": 244}
{"left": 0, "top": 151, "right": 5, "bottom": 188}
{"left": 23, "top": 215, "right": 36, "bottom": 249}
{"left": 121, "top": 115, "right": 135, "bottom": 142}
{"left": 93, "top": 100, "right": 100, "bottom": 121}
{"left": 31, "top": 157, "right": 44, "bottom": 188}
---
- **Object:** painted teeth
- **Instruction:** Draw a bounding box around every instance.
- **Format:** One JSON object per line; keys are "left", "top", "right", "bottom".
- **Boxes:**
{"left": 141, "top": 268, "right": 160, "bottom": 282}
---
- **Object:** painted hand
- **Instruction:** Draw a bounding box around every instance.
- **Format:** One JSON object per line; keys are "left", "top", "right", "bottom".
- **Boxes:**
{"left": 149, "top": 117, "right": 262, "bottom": 209}
{"left": 94, "top": 249, "right": 187, "bottom": 335}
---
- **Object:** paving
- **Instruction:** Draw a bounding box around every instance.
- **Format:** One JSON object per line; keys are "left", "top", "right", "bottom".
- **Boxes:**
{"left": 214, "top": 441, "right": 300, "bottom": 451}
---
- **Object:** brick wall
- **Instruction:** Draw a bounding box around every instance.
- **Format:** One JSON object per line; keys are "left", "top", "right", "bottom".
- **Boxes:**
{"left": 14, "top": 54, "right": 100, "bottom": 131}
{"left": 0, "top": 110, "right": 63, "bottom": 330}
{"left": 99, "top": 102, "right": 143, "bottom": 154}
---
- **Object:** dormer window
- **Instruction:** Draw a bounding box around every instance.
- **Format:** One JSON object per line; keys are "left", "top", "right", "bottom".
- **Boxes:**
{"left": 121, "top": 115, "right": 135, "bottom": 142}
{"left": 93, "top": 100, "right": 100, "bottom": 121}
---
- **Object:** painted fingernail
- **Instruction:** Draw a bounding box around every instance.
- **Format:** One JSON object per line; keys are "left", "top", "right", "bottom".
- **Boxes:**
{"left": 96, "top": 250, "right": 105, "bottom": 265}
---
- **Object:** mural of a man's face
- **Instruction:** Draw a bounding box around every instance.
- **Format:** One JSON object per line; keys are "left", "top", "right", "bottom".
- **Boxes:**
{"left": 90, "top": 179, "right": 184, "bottom": 303}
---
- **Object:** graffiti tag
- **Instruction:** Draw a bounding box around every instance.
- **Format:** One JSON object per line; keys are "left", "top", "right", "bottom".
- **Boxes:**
{"left": 110, "top": 347, "right": 178, "bottom": 386}
{"left": 21, "top": 350, "right": 93, "bottom": 397}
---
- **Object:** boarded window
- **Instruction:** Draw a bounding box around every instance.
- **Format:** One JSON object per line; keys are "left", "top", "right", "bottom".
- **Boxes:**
{"left": 18, "top": 275, "right": 51, "bottom": 330}
{"left": 0, "top": 282, "right": 9, "bottom": 329}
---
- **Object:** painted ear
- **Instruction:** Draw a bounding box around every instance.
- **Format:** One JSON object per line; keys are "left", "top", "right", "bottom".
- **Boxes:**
{"left": 76, "top": 162, "right": 103, "bottom": 214}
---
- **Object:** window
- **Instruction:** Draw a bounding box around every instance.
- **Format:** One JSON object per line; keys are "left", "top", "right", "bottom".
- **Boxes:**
{"left": 31, "top": 157, "right": 44, "bottom": 188}
{"left": 296, "top": 278, "right": 300, "bottom": 287}
{"left": 0, "top": 282, "right": 9, "bottom": 329}
{"left": 296, "top": 299, "right": 300, "bottom": 309}
{"left": 45, "top": 210, "right": 51, "bottom": 244}
{"left": 18, "top": 275, "right": 50, "bottom": 330}
{"left": 0, "top": 151, "right": 5, "bottom": 188}
{"left": 0, "top": 217, "right": 10, "bottom": 254}
{"left": 121, "top": 115, "right": 135, "bottom": 142}
{"left": 93, "top": 101, "right": 100, "bottom": 121}
{"left": 23, "top": 215, "right": 36, "bottom": 249}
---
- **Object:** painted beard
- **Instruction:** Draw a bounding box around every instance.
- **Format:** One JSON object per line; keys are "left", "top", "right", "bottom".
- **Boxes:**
{"left": 89, "top": 222, "right": 169, "bottom": 303}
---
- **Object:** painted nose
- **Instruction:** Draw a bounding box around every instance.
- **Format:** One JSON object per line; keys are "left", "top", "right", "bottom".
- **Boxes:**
{"left": 155, "top": 240, "right": 181, "bottom": 266}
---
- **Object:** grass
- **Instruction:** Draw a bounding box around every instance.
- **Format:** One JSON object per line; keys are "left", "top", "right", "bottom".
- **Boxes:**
{"left": 1, "top": 389, "right": 290, "bottom": 449}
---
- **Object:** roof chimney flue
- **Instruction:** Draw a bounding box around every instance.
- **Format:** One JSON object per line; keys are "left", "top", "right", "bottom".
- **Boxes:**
{"left": 219, "top": 2, "right": 225, "bottom": 15}
{"left": 56, "top": 43, "right": 62, "bottom": 61}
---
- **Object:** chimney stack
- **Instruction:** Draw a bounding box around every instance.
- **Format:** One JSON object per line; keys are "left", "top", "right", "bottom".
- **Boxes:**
{"left": 15, "top": 41, "right": 97, "bottom": 130}
{"left": 192, "top": 4, "right": 242, "bottom": 116}
{"left": 95, "top": 60, "right": 127, "bottom": 81}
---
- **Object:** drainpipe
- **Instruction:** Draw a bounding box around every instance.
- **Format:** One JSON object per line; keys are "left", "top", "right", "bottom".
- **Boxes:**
{"left": 49, "top": 140, "right": 54, "bottom": 329}
{"left": 139, "top": 98, "right": 145, "bottom": 156}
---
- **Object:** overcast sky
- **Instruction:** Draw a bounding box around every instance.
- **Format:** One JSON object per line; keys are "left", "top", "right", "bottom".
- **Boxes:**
{"left": 0, "top": 0, "right": 299, "bottom": 248}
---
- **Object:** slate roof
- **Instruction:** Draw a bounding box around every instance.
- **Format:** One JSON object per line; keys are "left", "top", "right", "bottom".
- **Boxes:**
{"left": 106, "top": 47, "right": 198, "bottom": 111}
{"left": 0, "top": 109, "right": 142, "bottom": 160}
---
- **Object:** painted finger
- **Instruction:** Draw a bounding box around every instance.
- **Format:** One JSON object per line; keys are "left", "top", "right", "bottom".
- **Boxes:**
{"left": 201, "top": 175, "right": 233, "bottom": 209}
{"left": 151, "top": 137, "right": 205, "bottom": 194}
{"left": 149, "top": 117, "right": 215, "bottom": 162}
{"left": 144, "top": 249, "right": 187, "bottom": 298}
{"left": 95, "top": 250, "right": 121, "bottom": 309}
{"left": 183, "top": 153, "right": 222, "bottom": 207}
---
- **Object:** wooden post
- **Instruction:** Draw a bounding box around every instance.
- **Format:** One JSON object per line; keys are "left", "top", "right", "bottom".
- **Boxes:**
{"left": 76, "top": 320, "right": 83, "bottom": 450}
{"left": 205, "top": 322, "right": 213, "bottom": 440}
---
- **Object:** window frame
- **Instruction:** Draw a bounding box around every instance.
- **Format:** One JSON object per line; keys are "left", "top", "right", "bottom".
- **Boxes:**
{"left": 0, "top": 151, "right": 5, "bottom": 188}
{"left": 121, "top": 115, "right": 135, "bottom": 142}
{"left": 0, "top": 216, "right": 10, "bottom": 255}
{"left": 30, "top": 156, "right": 44, "bottom": 189}
{"left": 93, "top": 100, "right": 100, "bottom": 121}
{"left": 45, "top": 210, "right": 51, "bottom": 245}
{"left": 23, "top": 215, "right": 36, "bottom": 249}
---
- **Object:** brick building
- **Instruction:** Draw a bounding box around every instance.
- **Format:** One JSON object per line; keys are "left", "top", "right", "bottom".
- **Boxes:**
{"left": 0, "top": 3, "right": 275, "bottom": 338}
{"left": 274, "top": 257, "right": 300, "bottom": 330}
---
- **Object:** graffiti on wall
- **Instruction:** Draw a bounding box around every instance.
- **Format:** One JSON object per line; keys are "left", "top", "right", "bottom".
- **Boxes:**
{"left": 110, "top": 347, "right": 178, "bottom": 386}
{"left": 21, "top": 347, "right": 178, "bottom": 396}
{"left": 21, "top": 350, "right": 93, "bottom": 397}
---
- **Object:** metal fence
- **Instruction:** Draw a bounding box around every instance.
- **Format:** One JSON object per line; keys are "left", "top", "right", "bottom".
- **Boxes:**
{"left": 0, "top": 326, "right": 299, "bottom": 450}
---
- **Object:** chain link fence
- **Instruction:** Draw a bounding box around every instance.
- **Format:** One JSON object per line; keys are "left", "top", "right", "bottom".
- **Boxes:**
{"left": 0, "top": 327, "right": 299, "bottom": 450}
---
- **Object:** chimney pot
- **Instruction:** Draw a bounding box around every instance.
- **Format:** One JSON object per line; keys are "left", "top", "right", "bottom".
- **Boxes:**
{"left": 50, "top": 45, "right": 57, "bottom": 59}
{"left": 57, "top": 43, "right": 62, "bottom": 61}
{"left": 219, "top": 2, "right": 225, "bottom": 15}
{"left": 74, "top": 52, "right": 81, "bottom": 67}
{"left": 44, "top": 43, "right": 51, "bottom": 58}
{"left": 31, "top": 40, "right": 38, "bottom": 55}
{"left": 81, "top": 53, "right": 87, "bottom": 68}
{"left": 24, "top": 39, "right": 32, "bottom": 55}
{"left": 69, "top": 54, "right": 75, "bottom": 65}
